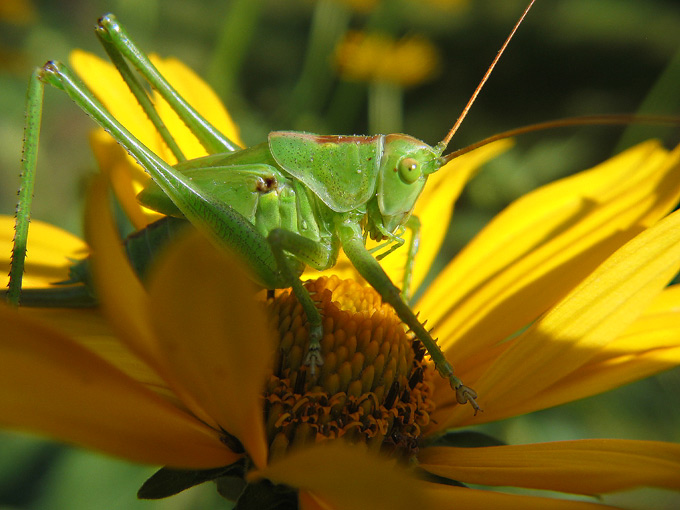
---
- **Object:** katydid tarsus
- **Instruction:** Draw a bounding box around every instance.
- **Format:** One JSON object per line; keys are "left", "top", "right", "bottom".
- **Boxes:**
{"left": 5, "top": 1, "right": 545, "bottom": 414}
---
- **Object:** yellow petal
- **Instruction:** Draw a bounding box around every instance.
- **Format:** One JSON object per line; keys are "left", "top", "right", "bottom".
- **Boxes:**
{"left": 1, "top": 215, "right": 87, "bottom": 288}
{"left": 456, "top": 207, "right": 680, "bottom": 425}
{"left": 303, "top": 248, "right": 360, "bottom": 282}
{"left": 17, "top": 307, "right": 170, "bottom": 396}
{"left": 147, "top": 230, "right": 273, "bottom": 469}
{"left": 433, "top": 284, "right": 680, "bottom": 424}
{"left": 84, "top": 175, "right": 159, "bottom": 365}
{"left": 150, "top": 54, "right": 244, "bottom": 159}
{"left": 424, "top": 483, "right": 618, "bottom": 510}
{"left": 0, "top": 303, "right": 235, "bottom": 468}
{"left": 419, "top": 440, "right": 680, "bottom": 495}
{"left": 498, "top": 296, "right": 680, "bottom": 419}
{"left": 419, "top": 141, "right": 680, "bottom": 363}
{"left": 84, "top": 175, "right": 219, "bottom": 428}
{"left": 248, "top": 442, "right": 431, "bottom": 509}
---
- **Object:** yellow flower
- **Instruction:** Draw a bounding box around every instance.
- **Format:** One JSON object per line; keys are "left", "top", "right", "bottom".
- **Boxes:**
{"left": 0, "top": 0, "right": 35, "bottom": 25}
{"left": 334, "top": 31, "right": 440, "bottom": 87}
{"left": 4, "top": 155, "right": 680, "bottom": 507}
{"left": 4, "top": 50, "right": 680, "bottom": 508}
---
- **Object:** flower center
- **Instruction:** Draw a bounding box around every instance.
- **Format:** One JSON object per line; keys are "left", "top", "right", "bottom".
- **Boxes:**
{"left": 264, "top": 276, "right": 436, "bottom": 462}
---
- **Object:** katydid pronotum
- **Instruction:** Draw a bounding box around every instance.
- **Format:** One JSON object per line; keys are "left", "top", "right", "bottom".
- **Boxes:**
{"left": 5, "top": 2, "right": 546, "bottom": 414}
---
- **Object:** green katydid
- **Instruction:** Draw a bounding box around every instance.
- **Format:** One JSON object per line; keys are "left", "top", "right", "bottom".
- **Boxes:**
{"left": 5, "top": 1, "right": 542, "bottom": 414}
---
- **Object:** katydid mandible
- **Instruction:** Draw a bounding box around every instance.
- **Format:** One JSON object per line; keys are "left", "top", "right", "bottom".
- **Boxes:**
{"left": 6, "top": 1, "right": 537, "bottom": 414}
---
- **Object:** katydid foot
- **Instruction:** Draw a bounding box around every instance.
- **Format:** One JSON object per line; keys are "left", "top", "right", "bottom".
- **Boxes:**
{"left": 451, "top": 375, "right": 481, "bottom": 415}
{"left": 303, "top": 325, "right": 324, "bottom": 376}
{"left": 434, "top": 357, "right": 481, "bottom": 414}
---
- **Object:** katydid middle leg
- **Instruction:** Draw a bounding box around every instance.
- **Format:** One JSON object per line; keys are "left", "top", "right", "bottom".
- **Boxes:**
{"left": 267, "top": 228, "right": 337, "bottom": 375}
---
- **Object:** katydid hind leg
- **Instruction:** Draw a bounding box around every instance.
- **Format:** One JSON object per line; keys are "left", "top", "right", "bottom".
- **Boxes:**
{"left": 267, "top": 228, "right": 336, "bottom": 375}
{"left": 37, "top": 60, "right": 283, "bottom": 289}
{"left": 95, "top": 30, "right": 187, "bottom": 164}
{"left": 335, "top": 218, "right": 480, "bottom": 413}
{"left": 7, "top": 69, "right": 45, "bottom": 306}
{"left": 95, "top": 14, "right": 240, "bottom": 154}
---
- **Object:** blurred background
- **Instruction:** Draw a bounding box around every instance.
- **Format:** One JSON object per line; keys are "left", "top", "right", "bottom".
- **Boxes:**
{"left": 1, "top": 0, "right": 679, "bottom": 508}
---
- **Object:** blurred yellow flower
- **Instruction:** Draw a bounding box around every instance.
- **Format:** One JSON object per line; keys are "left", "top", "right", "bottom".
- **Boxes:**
{"left": 334, "top": 31, "right": 440, "bottom": 87}
{"left": 3, "top": 50, "right": 680, "bottom": 508}
{"left": 0, "top": 0, "right": 35, "bottom": 25}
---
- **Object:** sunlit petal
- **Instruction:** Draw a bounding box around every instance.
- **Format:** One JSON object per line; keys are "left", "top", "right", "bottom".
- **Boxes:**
{"left": 84, "top": 175, "right": 158, "bottom": 364}
{"left": 419, "top": 440, "right": 680, "bottom": 495}
{"left": 455, "top": 208, "right": 680, "bottom": 425}
{"left": 419, "top": 141, "right": 680, "bottom": 363}
{"left": 0, "top": 304, "right": 235, "bottom": 469}
{"left": 508, "top": 284, "right": 680, "bottom": 417}
{"left": 147, "top": 231, "right": 273, "bottom": 469}
{"left": 248, "top": 442, "right": 431, "bottom": 509}
{"left": 433, "top": 284, "right": 680, "bottom": 423}
{"left": 1, "top": 215, "right": 87, "bottom": 288}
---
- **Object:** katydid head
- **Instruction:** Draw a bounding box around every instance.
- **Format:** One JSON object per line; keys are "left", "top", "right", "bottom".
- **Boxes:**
{"left": 374, "top": 134, "right": 443, "bottom": 235}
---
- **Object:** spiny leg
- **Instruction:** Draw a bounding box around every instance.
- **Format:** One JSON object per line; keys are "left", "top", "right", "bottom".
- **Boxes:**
{"left": 267, "top": 228, "right": 335, "bottom": 375}
{"left": 7, "top": 69, "right": 44, "bottom": 306}
{"left": 335, "top": 217, "right": 480, "bottom": 413}
{"left": 95, "top": 14, "right": 240, "bottom": 154}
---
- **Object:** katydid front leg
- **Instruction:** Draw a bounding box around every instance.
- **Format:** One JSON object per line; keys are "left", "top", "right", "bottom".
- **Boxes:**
{"left": 401, "top": 215, "right": 421, "bottom": 303}
{"left": 267, "top": 228, "right": 337, "bottom": 375}
{"left": 335, "top": 214, "right": 480, "bottom": 413}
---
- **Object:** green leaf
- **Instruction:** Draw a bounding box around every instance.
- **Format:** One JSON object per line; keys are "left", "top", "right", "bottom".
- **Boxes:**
{"left": 426, "top": 430, "right": 506, "bottom": 448}
{"left": 137, "top": 462, "right": 242, "bottom": 499}
{"left": 234, "top": 480, "right": 297, "bottom": 510}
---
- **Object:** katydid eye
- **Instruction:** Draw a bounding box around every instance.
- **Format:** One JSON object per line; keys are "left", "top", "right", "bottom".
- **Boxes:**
{"left": 398, "top": 157, "right": 421, "bottom": 184}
